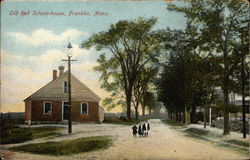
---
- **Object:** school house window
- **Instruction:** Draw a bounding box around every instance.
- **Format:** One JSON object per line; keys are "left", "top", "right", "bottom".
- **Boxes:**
{"left": 81, "top": 103, "right": 88, "bottom": 115}
{"left": 44, "top": 102, "right": 52, "bottom": 114}
{"left": 64, "top": 81, "right": 68, "bottom": 93}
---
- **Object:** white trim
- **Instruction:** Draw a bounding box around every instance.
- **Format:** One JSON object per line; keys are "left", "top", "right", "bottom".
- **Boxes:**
{"left": 43, "top": 101, "right": 52, "bottom": 114}
{"left": 61, "top": 101, "right": 64, "bottom": 121}
{"left": 80, "top": 102, "right": 88, "bottom": 115}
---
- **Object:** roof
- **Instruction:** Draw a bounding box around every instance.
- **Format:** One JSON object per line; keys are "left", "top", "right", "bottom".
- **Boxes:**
{"left": 24, "top": 71, "right": 101, "bottom": 102}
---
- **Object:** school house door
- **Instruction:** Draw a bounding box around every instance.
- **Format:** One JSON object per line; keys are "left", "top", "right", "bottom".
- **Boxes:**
{"left": 62, "top": 102, "right": 69, "bottom": 121}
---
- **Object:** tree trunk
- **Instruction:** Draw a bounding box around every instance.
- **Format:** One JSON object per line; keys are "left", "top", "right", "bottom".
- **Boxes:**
{"left": 223, "top": 87, "right": 230, "bottom": 135}
{"left": 149, "top": 108, "right": 152, "bottom": 115}
{"left": 141, "top": 105, "right": 146, "bottom": 116}
{"left": 178, "top": 111, "right": 182, "bottom": 123}
{"left": 185, "top": 106, "right": 190, "bottom": 125}
{"left": 135, "top": 104, "right": 139, "bottom": 120}
{"left": 222, "top": 33, "right": 230, "bottom": 135}
{"left": 204, "top": 104, "right": 207, "bottom": 128}
{"left": 183, "top": 106, "right": 186, "bottom": 124}
{"left": 241, "top": 57, "right": 247, "bottom": 138}
{"left": 191, "top": 105, "right": 196, "bottom": 123}
{"left": 175, "top": 112, "right": 178, "bottom": 121}
{"left": 126, "top": 88, "right": 132, "bottom": 121}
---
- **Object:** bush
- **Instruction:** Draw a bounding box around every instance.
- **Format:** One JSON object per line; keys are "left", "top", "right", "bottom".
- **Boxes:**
{"left": 119, "top": 116, "right": 128, "bottom": 121}
{"left": 211, "top": 117, "right": 249, "bottom": 134}
{"left": 104, "top": 117, "right": 120, "bottom": 122}
{"left": 194, "top": 112, "right": 204, "bottom": 123}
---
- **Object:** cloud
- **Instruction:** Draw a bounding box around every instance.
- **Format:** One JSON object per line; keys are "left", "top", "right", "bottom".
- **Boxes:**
{"left": 0, "top": 48, "right": 109, "bottom": 113}
{"left": 7, "top": 29, "right": 87, "bottom": 46}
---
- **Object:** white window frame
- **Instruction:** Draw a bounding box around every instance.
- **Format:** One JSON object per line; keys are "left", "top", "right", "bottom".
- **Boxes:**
{"left": 43, "top": 101, "right": 52, "bottom": 114}
{"left": 80, "top": 102, "right": 88, "bottom": 115}
{"left": 63, "top": 81, "right": 68, "bottom": 93}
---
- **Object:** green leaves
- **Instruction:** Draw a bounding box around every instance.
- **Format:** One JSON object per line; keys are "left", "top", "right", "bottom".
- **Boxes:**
{"left": 82, "top": 17, "right": 164, "bottom": 116}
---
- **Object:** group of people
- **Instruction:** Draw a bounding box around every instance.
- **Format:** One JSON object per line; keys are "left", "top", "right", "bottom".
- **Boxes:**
{"left": 132, "top": 121, "right": 150, "bottom": 138}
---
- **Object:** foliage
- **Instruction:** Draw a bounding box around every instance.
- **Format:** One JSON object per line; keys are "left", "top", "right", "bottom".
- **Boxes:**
{"left": 132, "top": 67, "right": 158, "bottom": 119}
{"left": 11, "top": 136, "right": 112, "bottom": 155}
{"left": 213, "top": 99, "right": 242, "bottom": 114}
{"left": 167, "top": 0, "right": 249, "bottom": 134}
{"left": 82, "top": 17, "right": 164, "bottom": 120}
{"left": 1, "top": 126, "right": 63, "bottom": 144}
{"left": 156, "top": 37, "right": 211, "bottom": 123}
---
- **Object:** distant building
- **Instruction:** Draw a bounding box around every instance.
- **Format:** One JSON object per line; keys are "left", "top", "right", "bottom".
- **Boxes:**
{"left": 24, "top": 66, "right": 104, "bottom": 124}
{"left": 214, "top": 87, "right": 250, "bottom": 113}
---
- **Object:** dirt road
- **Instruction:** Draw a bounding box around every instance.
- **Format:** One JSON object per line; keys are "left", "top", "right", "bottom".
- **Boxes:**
{"left": 2, "top": 119, "right": 249, "bottom": 160}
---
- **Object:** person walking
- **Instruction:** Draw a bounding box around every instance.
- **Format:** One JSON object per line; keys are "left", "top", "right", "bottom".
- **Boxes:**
{"left": 145, "top": 120, "right": 150, "bottom": 137}
{"left": 142, "top": 122, "right": 146, "bottom": 137}
{"left": 132, "top": 124, "right": 137, "bottom": 138}
{"left": 138, "top": 123, "right": 142, "bottom": 138}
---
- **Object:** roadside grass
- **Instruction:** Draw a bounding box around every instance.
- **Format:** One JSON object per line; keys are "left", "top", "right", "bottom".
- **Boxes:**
{"left": 11, "top": 136, "right": 112, "bottom": 155}
{"left": 216, "top": 143, "right": 249, "bottom": 155}
{"left": 181, "top": 127, "right": 249, "bottom": 156}
{"left": 161, "top": 119, "right": 186, "bottom": 129}
{"left": 224, "top": 140, "right": 249, "bottom": 148}
{"left": 183, "top": 132, "right": 210, "bottom": 141}
{"left": 182, "top": 128, "right": 211, "bottom": 141}
{"left": 1, "top": 126, "right": 64, "bottom": 144}
{"left": 184, "top": 128, "right": 209, "bottom": 135}
{"left": 162, "top": 120, "right": 249, "bottom": 156}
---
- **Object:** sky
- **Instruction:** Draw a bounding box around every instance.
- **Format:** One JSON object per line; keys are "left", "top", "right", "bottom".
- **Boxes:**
{"left": 1, "top": 1, "right": 187, "bottom": 113}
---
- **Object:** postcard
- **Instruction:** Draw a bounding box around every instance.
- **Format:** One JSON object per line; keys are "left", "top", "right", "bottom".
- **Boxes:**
{"left": 1, "top": 0, "right": 249, "bottom": 160}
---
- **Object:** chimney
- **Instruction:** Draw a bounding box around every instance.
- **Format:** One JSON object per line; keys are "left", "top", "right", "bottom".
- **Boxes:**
{"left": 53, "top": 70, "right": 57, "bottom": 80}
{"left": 59, "top": 65, "right": 65, "bottom": 76}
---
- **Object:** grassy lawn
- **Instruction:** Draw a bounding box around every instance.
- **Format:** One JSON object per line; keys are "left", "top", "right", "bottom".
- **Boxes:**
{"left": 161, "top": 119, "right": 186, "bottom": 129}
{"left": 1, "top": 126, "right": 64, "bottom": 144}
{"left": 182, "top": 128, "right": 249, "bottom": 155}
{"left": 11, "top": 136, "right": 112, "bottom": 155}
{"left": 184, "top": 128, "right": 209, "bottom": 135}
{"left": 224, "top": 140, "right": 249, "bottom": 148}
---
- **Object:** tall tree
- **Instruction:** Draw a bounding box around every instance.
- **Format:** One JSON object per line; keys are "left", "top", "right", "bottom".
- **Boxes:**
{"left": 158, "top": 25, "right": 204, "bottom": 124}
{"left": 82, "top": 17, "right": 164, "bottom": 120}
{"left": 132, "top": 67, "right": 158, "bottom": 119}
{"left": 168, "top": 0, "right": 249, "bottom": 134}
{"left": 230, "top": 8, "right": 249, "bottom": 138}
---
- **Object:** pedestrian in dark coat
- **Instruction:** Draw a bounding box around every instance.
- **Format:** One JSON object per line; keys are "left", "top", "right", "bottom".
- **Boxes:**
{"left": 138, "top": 123, "right": 142, "bottom": 138}
{"left": 132, "top": 125, "right": 137, "bottom": 138}
{"left": 142, "top": 122, "right": 146, "bottom": 137}
{"left": 146, "top": 121, "right": 150, "bottom": 137}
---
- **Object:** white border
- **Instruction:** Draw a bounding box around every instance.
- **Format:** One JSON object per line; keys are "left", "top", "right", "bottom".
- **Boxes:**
{"left": 80, "top": 102, "right": 88, "bottom": 115}
{"left": 43, "top": 101, "right": 52, "bottom": 114}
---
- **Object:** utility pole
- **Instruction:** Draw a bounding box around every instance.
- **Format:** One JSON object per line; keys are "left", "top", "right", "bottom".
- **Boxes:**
{"left": 241, "top": 56, "right": 246, "bottom": 138}
{"left": 62, "top": 42, "right": 77, "bottom": 134}
{"left": 204, "top": 86, "right": 208, "bottom": 128}
{"left": 209, "top": 107, "right": 212, "bottom": 125}
{"left": 241, "top": 14, "right": 249, "bottom": 138}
